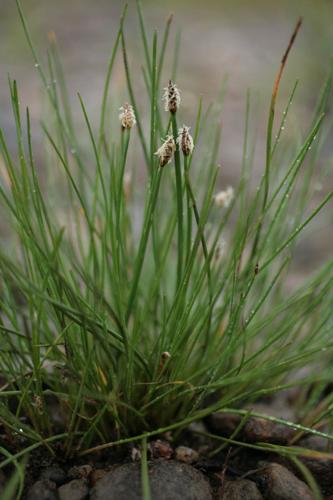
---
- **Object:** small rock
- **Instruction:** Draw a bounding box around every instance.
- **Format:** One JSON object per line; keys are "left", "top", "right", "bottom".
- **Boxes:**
{"left": 68, "top": 464, "right": 92, "bottom": 479}
{"left": 40, "top": 466, "right": 66, "bottom": 485}
{"left": 91, "top": 460, "right": 212, "bottom": 500}
{"left": 27, "top": 479, "right": 58, "bottom": 500}
{"left": 259, "top": 462, "right": 313, "bottom": 500}
{"left": 175, "top": 446, "right": 199, "bottom": 464}
{"left": 131, "top": 446, "right": 141, "bottom": 461}
{"left": 90, "top": 469, "right": 108, "bottom": 486}
{"left": 208, "top": 411, "right": 295, "bottom": 445}
{"left": 209, "top": 412, "right": 242, "bottom": 436}
{"left": 298, "top": 435, "right": 331, "bottom": 452}
{"left": 58, "top": 478, "right": 89, "bottom": 500}
{"left": 298, "top": 455, "right": 333, "bottom": 494}
{"left": 244, "top": 416, "right": 295, "bottom": 444}
{"left": 149, "top": 439, "right": 173, "bottom": 459}
{"left": 220, "top": 479, "right": 263, "bottom": 499}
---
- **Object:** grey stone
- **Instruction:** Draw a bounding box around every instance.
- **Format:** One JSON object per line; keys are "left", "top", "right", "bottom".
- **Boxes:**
{"left": 40, "top": 466, "right": 66, "bottom": 485}
{"left": 91, "top": 460, "right": 212, "bottom": 500}
{"left": 58, "top": 478, "right": 89, "bottom": 500}
{"left": 209, "top": 412, "right": 242, "bottom": 436}
{"left": 298, "top": 455, "right": 333, "bottom": 495}
{"left": 298, "top": 435, "right": 331, "bottom": 452}
{"left": 260, "top": 462, "right": 314, "bottom": 500}
{"left": 68, "top": 464, "right": 92, "bottom": 479}
{"left": 209, "top": 410, "right": 295, "bottom": 445}
{"left": 26, "top": 479, "right": 58, "bottom": 500}
{"left": 220, "top": 479, "right": 263, "bottom": 499}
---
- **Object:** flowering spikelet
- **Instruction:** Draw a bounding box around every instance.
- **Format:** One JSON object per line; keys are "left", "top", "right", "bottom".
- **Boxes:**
{"left": 163, "top": 80, "right": 181, "bottom": 114}
{"left": 214, "top": 186, "right": 234, "bottom": 208}
{"left": 159, "top": 351, "right": 171, "bottom": 371}
{"left": 119, "top": 103, "right": 136, "bottom": 129}
{"left": 177, "top": 125, "right": 194, "bottom": 156}
{"left": 154, "top": 135, "right": 176, "bottom": 167}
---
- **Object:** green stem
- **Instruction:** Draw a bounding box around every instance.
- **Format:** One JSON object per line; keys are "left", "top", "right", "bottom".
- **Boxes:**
{"left": 183, "top": 162, "right": 213, "bottom": 350}
{"left": 171, "top": 114, "right": 183, "bottom": 289}
{"left": 141, "top": 437, "right": 151, "bottom": 500}
{"left": 184, "top": 156, "right": 192, "bottom": 264}
{"left": 126, "top": 168, "right": 163, "bottom": 323}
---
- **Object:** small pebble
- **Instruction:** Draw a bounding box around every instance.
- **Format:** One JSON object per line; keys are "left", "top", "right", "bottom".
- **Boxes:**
{"left": 208, "top": 413, "right": 242, "bottom": 436}
{"left": 58, "top": 478, "right": 89, "bottom": 500}
{"left": 68, "top": 464, "right": 92, "bottom": 479}
{"left": 209, "top": 411, "right": 295, "bottom": 445}
{"left": 27, "top": 479, "right": 58, "bottom": 500}
{"left": 244, "top": 416, "right": 295, "bottom": 444}
{"left": 40, "top": 465, "right": 66, "bottom": 485}
{"left": 259, "top": 462, "right": 313, "bottom": 500}
{"left": 220, "top": 479, "right": 263, "bottom": 499}
{"left": 149, "top": 439, "right": 173, "bottom": 459}
{"left": 298, "top": 434, "right": 331, "bottom": 452}
{"left": 131, "top": 446, "right": 141, "bottom": 461}
{"left": 175, "top": 446, "right": 199, "bottom": 464}
{"left": 298, "top": 454, "right": 333, "bottom": 494}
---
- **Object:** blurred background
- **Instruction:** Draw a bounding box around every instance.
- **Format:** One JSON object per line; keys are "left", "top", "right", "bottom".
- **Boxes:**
{"left": 1, "top": 0, "right": 332, "bottom": 147}
{"left": 0, "top": 0, "right": 332, "bottom": 280}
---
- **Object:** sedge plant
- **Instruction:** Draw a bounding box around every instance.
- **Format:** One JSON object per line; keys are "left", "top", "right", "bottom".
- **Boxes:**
{"left": 0, "top": 1, "right": 333, "bottom": 485}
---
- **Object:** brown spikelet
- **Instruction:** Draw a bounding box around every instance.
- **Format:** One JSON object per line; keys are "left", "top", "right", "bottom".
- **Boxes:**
{"left": 119, "top": 103, "right": 136, "bottom": 129}
{"left": 154, "top": 135, "right": 176, "bottom": 167}
{"left": 177, "top": 125, "right": 194, "bottom": 156}
{"left": 163, "top": 80, "right": 181, "bottom": 114}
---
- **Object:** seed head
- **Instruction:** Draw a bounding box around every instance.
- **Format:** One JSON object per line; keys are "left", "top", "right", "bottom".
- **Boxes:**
{"left": 163, "top": 80, "right": 181, "bottom": 114}
{"left": 214, "top": 186, "right": 234, "bottom": 208}
{"left": 119, "top": 103, "right": 136, "bottom": 130}
{"left": 154, "top": 135, "right": 176, "bottom": 167}
{"left": 159, "top": 351, "right": 171, "bottom": 371}
{"left": 177, "top": 125, "right": 194, "bottom": 156}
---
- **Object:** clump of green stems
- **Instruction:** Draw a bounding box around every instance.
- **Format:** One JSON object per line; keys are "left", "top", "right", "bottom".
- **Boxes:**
{"left": 0, "top": 2, "right": 333, "bottom": 494}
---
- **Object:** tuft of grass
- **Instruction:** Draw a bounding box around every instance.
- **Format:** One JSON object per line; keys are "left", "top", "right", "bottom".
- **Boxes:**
{"left": 0, "top": 0, "right": 332, "bottom": 485}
